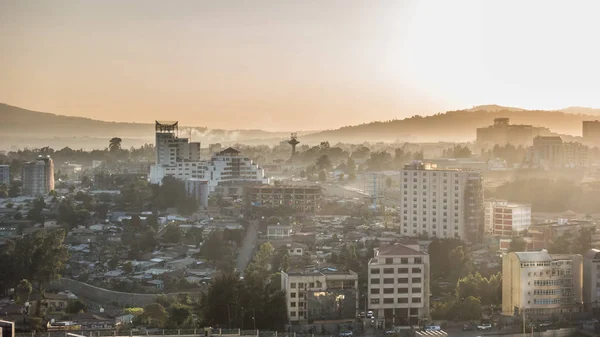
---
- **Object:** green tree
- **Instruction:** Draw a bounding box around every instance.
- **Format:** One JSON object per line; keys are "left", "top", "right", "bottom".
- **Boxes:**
{"left": 168, "top": 303, "right": 192, "bottom": 328}
{"left": 15, "top": 279, "right": 32, "bottom": 304}
{"left": 457, "top": 296, "right": 481, "bottom": 320}
{"left": 144, "top": 303, "right": 168, "bottom": 328}
{"left": 318, "top": 170, "right": 327, "bottom": 182}
{"left": 66, "top": 299, "right": 87, "bottom": 314}
{"left": 316, "top": 155, "right": 332, "bottom": 171}
{"left": 109, "top": 137, "right": 123, "bottom": 152}
{"left": 186, "top": 227, "right": 204, "bottom": 247}
{"left": 163, "top": 224, "right": 182, "bottom": 243}
{"left": 201, "top": 230, "right": 224, "bottom": 262}
{"left": 246, "top": 242, "right": 274, "bottom": 281}
{"left": 508, "top": 237, "right": 527, "bottom": 252}
{"left": 123, "top": 261, "right": 134, "bottom": 274}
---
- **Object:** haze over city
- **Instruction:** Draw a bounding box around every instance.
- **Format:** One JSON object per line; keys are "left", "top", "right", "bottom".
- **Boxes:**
{"left": 3, "top": 0, "right": 600, "bottom": 130}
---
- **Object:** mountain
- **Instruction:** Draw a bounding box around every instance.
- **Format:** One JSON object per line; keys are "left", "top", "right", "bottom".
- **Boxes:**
{"left": 302, "top": 107, "right": 595, "bottom": 143}
{"left": 466, "top": 104, "right": 525, "bottom": 112}
{"left": 560, "top": 106, "right": 600, "bottom": 116}
{"left": 0, "top": 103, "right": 295, "bottom": 143}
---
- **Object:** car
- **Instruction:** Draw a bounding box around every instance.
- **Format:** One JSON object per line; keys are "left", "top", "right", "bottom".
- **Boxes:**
{"left": 477, "top": 323, "right": 492, "bottom": 331}
{"left": 385, "top": 330, "right": 396, "bottom": 335}
{"left": 366, "top": 311, "right": 374, "bottom": 318}
{"left": 462, "top": 324, "right": 474, "bottom": 331}
{"left": 339, "top": 332, "right": 353, "bottom": 337}
{"left": 424, "top": 326, "right": 441, "bottom": 332}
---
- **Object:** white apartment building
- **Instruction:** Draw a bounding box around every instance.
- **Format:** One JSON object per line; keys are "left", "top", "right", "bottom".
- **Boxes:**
{"left": 492, "top": 202, "right": 531, "bottom": 237}
{"left": 22, "top": 156, "right": 55, "bottom": 196}
{"left": 583, "top": 249, "right": 600, "bottom": 314}
{"left": 150, "top": 121, "right": 268, "bottom": 191}
{"left": 281, "top": 269, "right": 358, "bottom": 323}
{"left": 368, "top": 243, "right": 430, "bottom": 327}
{"left": 185, "top": 179, "right": 209, "bottom": 208}
{"left": 0, "top": 165, "right": 9, "bottom": 186}
{"left": 485, "top": 199, "right": 506, "bottom": 235}
{"left": 502, "top": 251, "right": 583, "bottom": 317}
{"left": 398, "top": 161, "right": 484, "bottom": 242}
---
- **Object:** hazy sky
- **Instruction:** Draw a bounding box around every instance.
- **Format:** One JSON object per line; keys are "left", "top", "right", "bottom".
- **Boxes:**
{"left": 2, "top": 0, "right": 600, "bottom": 131}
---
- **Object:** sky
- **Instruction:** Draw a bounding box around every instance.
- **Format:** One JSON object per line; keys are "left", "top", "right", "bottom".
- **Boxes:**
{"left": 2, "top": 0, "right": 600, "bottom": 131}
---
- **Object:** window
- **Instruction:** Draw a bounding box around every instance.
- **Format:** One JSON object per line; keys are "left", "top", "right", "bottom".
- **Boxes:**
{"left": 385, "top": 258, "right": 393, "bottom": 264}
{"left": 398, "top": 268, "right": 409, "bottom": 273}
{"left": 410, "top": 308, "right": 419, "bottom": 315}
{"left": 371, "top": 299, "right": 380, "bottom": 304}
{"left": 414, "top": 257, "right": 422, "bottom": 264}
{"left": 384, "top": 278, "right": 394, "bottom": 284}
{"left": 290, "top": 312, "right": 296, "bottom": 317}
{"left": 401, "top": 258, "right": 408, "bottom": 264}
{"left": 371, "top": 268, "right": 380, "bottom": 274}
{"left": 370, "top": 288, "right": 380, "bottom": 294}
{"left": 371, "top": 278, "right": 380, "bottom": 284}
{"left": 291, "top": 283, "right": 296, "bottom": 288}
{"left": 383, "top": 288, "right": 394, "bottom": 294}
{"left": 398, "top": 278, "right": 408, "bottom": 283}
{"left": 412, "top": 298, "right": 422, "bottom": 303}
{"left": 413, "top": 277, "right": 422, "bottom": 283}
{"left": 398, "top": 288, "right": 409, "bottom": 294}
{"left": 412, "top": 268, "right": 421, "bottom": 273}
{"left": 309, "top": 283, "right": 315, "bottom": 288}
{"left": 291, "top": 302, "right": 296, "bottom": 307}
{"left": 398, "top": 298, "right": 408, "bottom": 303}
{"left": 412, "top": 287, "right": 422, "bottom": 293}
{"left": 291, "top": 293, "right": 296, "bottom": 298}
{"left": 383, "top": 298, "right": 394, "bottom": 304}
{"left": 383, "top": 268, "right": 394, "bottom": 274}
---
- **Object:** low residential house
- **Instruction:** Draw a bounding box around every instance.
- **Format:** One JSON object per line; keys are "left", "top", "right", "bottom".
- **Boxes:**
{"left": 72, "top": 313, "right": 114, "bottom": 330}
{"left": 30, "top": 293, "right": 69, "bottom": 314}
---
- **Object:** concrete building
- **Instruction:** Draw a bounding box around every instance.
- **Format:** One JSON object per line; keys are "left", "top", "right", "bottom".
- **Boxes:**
{"left": 502, "top": 251, "right": 583, "bottom": 318}
{"left": 583, "top": 249, "right": 600, "bottom": 314}
{"left": 583, "top": 120, "right": 600, "bottom": 144}
{"left": 532, "top": 136, "right": 564, "bottom": 169}
{"left": 150, "top": 121, "right": 268, "bottom": 191}
{"left": 243, "top": 185, "right": 321, "bottom": 213}
{"left": 368, "top": 243, "right": 430, "bottom": 327}
{"left": 184, "top": 179, "right": 209, "bottom": 209}
{"left": 492, "top": 202, "right": 531, "bottom": 237}
{"left": 0, "top": 165, "right": 9, "bottom": 186}
{"left": 281, "top": 269, "right": 358, "bottom": 323}
{"left": 484, "top": 199, "right": 506, "bottom": 236}
{"left": 267, "top": 225, "right": 293, "bottom": 240}
{"left": 563, "top": 142, "right": 588, "bottom": 168}
{"left": 476, "top": 118, "right": 534, "bottom": 148}
{"left": 398, "top": 161, "right": 484, "bottom": 242}
{"left": 22, "top": 156, "right": 55, "bottom": 196}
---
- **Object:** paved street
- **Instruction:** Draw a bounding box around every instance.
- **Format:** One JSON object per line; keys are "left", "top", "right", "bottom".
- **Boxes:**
{"left": 236, "top": 219, "right": 259, "bottom": 276}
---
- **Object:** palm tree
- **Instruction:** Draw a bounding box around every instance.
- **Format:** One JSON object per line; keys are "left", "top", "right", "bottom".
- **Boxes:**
{"left": 109, "top": 137, "right": 122, "bottom": 152}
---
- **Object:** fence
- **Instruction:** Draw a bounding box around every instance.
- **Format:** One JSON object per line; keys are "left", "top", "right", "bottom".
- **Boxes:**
{"left": 47, "top": 279, "right": 205, "bottom": 308}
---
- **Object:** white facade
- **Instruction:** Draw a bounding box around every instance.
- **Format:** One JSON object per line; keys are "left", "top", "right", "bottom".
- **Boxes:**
{"left": 485, "top": 199, "right": 507, "bottom": 235}
{"left": 281, "top": 270, "right": 358, "bottom": 322}
{"left": 22, "top": 156, "right": 54, "bottom": 196}
{"left": 492, "top": 202, "right": 531, "bottom": 237}
{"left": 185, "top": 179, "right": 209, "bottom": 209}
{"left": 368, "top": 243, "right": 430, "bottom": 327}
{"left": 0, "top": 165, "right": 9, "bottom": 185}
{"left": 150, "top": 121, "right": 268, "bottom": 191}
{"left": 398, "top": 161, "right": 484, "bottom": 241}
{"left": 267, "top": 225, "right": 292, "bottom": 240}
{"left": 502, "top": 251, "right": 583, "bottom": 317}
{"left": 583, "top": 249, "right": 600, "bottom": 313}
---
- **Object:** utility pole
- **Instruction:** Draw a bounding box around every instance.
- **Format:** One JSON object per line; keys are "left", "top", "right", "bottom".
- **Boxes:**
{"left": 522, "top": 307, "right": 525, "bottom": 337}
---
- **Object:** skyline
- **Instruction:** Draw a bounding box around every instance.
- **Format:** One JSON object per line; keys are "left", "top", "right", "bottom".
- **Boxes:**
{"left": 2, "top": 1, "right": 600, "bottom": 131}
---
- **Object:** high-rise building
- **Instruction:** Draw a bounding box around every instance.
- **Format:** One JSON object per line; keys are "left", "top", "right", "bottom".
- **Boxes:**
{"left": 243, "top": 185, "right": 322, "bottom": 213}
{"left": 398, "top": 161, "right": 484, "bottom": 242}
{"left": 502, "top": 251, "right": 583, "bottom": 317}
{"left": 583, "top": 249, "right": 600, "bottom": 314}
{"left": 532, "top": 136, "right": 564, "bottom": 169}
{"left": 492, "top": 202, "right": 531, "bottom": 237}
{"left": 0, "top": 165, "right": 10, "bottom": 186}
{"left": 150, "top": 121, "right": 268, "bottom": 191}
{"left": 184, "top": 179, "right": 209, "bottom": 209}
{"left": 281, "top": 269, "right": 358, "bottom": 323}
{"left": 22, "top": 156, "right": 54, "bottom": 196}
{"left": 367, "top": 242, "right": 430, "bottom": 327}
{"left": 583, "top": 120, "right": 600, "bottom": 144}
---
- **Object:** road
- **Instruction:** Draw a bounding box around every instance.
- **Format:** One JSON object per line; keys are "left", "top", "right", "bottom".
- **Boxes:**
{"left": 236, "top": 219, "right": 259, "bottom": 276}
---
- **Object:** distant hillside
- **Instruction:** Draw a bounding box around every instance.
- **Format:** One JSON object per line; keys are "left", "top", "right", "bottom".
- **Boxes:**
{"left": 303, "top": 107, "right": 595, "bottom": 143}
{"left": 0, "top": 103, "right": 293, "bottom": 142}
{"left": 560, "top": 106, "right": 600, "bottom": 116}
{"left": 466, "top": 104, "right": 525, "bottom": 112}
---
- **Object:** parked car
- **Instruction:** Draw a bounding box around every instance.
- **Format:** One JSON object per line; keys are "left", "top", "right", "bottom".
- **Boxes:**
{"left": 366, "top": 311, "right": 373, "bottom": 318}
{"left": 477, "top": 323, "right": 492, "bottom": 331}
{"left": 424, "top": 326, "right": 441, "bottom": 332}
{"left": 339, "top": 332, "right": 352, "bottom": 337}
{"left": 462, "top": 324, "right": 474, "bottom": 331}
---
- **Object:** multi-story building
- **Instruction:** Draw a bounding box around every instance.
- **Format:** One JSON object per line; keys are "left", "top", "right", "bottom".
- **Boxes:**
{"left": 0, "top": 165, "right": 10, "bottom": 186}
{"left": 583, "top": 120, "right": 600, "bottom": 144}
{"left": 368, "top": 243, "right": 430, "bottom": 327}
{"left": 492, "top": 202, "right": 531, "bottom": 237}
{"left": 184, "top": 179, "right": 209, "bottom": 209}
{"left": 502, "top": 251, "right": 583, "bottom": 318}
{"left": 22, "top": 156, "right": 55, "bottom": 196}
{"left": 150, "top": 121, "right": 268, "bottom": 191}
{"left": 583, "top": 249, "right": 600, "bottom": 314}
{"left": 563, "top": 142, "right": 588, "bottom": 168}
{"left": 476, "top": 118, "right": 534, "bottom": 148}
{"left": 267, "top": 224, "right": 292, "bottom": 240}
{"left": 243, "top": 185, "right": 321, "bottom": 213}
{"left": 281, "top": 269, "right": 358, "bottom": 323}
{"left": 484, "top": 199, "right": 506, "bottom": 235}
{"left": 398, "top": 161, "right": 484, "bottom": 242}
{"left": 532, "top": 136, "right": 564, "bottom": 169}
